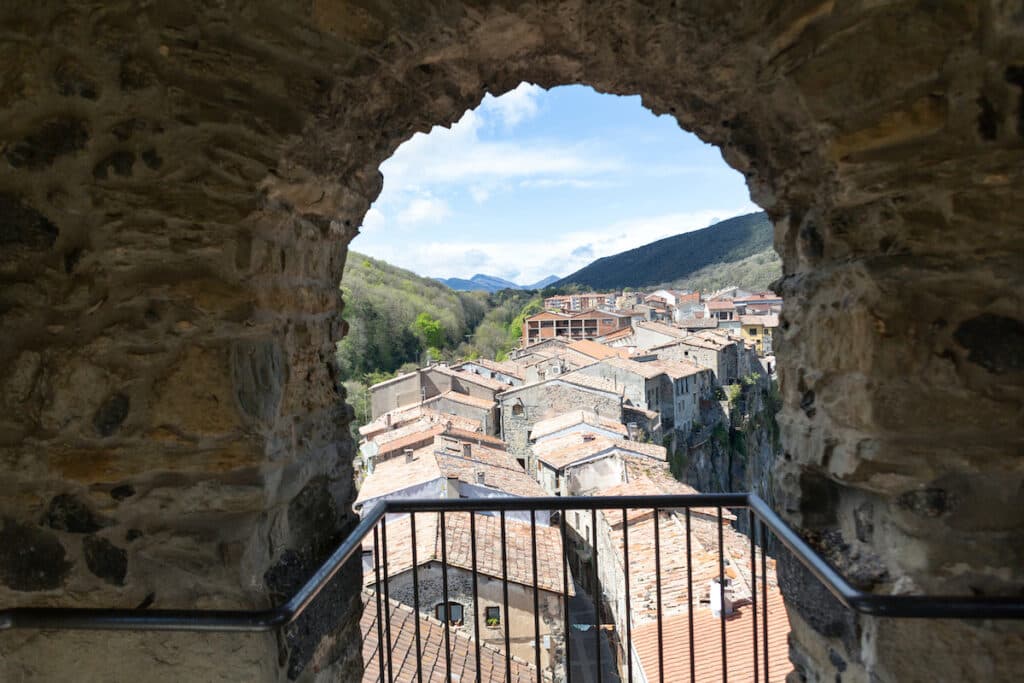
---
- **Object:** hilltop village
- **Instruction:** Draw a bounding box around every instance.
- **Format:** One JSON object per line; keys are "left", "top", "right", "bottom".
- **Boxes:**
{"left": 356, "top": 287, "right": 788, "bottom": 681}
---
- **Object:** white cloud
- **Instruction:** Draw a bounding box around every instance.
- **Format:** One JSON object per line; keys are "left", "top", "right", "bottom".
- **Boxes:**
{"left": 469, "top": 186, "right": 491, "bottom": 203}
{"left": 379, "top": 105, "right": 621, "bottom": 194}
{"left": 480, "top": 82, "right": 543, "bottom": 128}
{"left": 362, "top": 207, "right": 758, "bottom": 285}
{"left": 396, "top": 195, "right": 450, "bottom": 226}
{"left": 360, "top": 206, "right": 386, "bottom": 233}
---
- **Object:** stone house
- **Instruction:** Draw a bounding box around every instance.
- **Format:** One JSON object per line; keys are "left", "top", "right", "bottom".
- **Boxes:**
{"left": 422, "top": 391, "right": 499, "bottom": 435}
{"left": 570, "top": 356, "right": 670, "bottom": 426}
{"left": 650, "top": 332, "right": 741, "bottom": 385}
{"left": 531, "top": 431, "right": 667, "bottom": 496}
{"left": 529, "top": 410, "right": 629, "bottom": 445}
{"left": 364, "top": 512, "right": 571, "bottom": 681}
{"left": 454, "top": 358, "right": 524, "bottom": 387}
{"left": 369, "top": 364, "right": 506, "bottom": 420}
{"left": 354, "top": 437, "right": 549, "bottom": 526}
{"left": 498, "top": 374, "right": 623, "bottom": 471}
{"left": 591, "top": 474, "right": 791, "bottom": 682}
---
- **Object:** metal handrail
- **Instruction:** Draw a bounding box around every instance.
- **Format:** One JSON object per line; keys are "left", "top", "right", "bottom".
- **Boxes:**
{"left": 1, "top": 493, "right": 1022, "bottom": 632}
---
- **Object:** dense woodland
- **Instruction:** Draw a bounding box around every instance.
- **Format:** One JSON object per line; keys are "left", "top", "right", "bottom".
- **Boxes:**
{"left": 337, "top": 253, "right": 540, "bottom": 431}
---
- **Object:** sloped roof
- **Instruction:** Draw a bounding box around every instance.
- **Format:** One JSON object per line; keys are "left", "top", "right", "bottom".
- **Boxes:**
{"left": 360, "top": 592, "right": 539, "bottom": 683}
{"left": 631, "top": 590, "right": 790, "bottom": 683}
{"left": 530, "top": 410, "right": 629, "bottom": 442}
{"left": 425, "top": 390, "right": 497, "bottom": 411}
{"left": 635, "top": 320, "right": 689, "bottom": 338}
{"left": 533, "top": 432, "right": 666, "bottom": 470}
{"left": 367, "top": 512, "right": 572, "bottom": 595}
{"left": 567, "top": 339, "right": 630, "bottom": 360}
{"left": 457, "top": 358, "right": 525, "bottom": 380}
{"left": 739, "top": 314, "right": 780, "bottom": 328}
{"left": 356, "top": 445, "right": 442, "bottom": 506}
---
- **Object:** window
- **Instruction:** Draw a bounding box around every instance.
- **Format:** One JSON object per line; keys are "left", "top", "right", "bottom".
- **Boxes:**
{"left": 485, "top": 606, "right": 501, "bottom": 627}
{"left": 512, "top": 403, "right": 524, "bottom": 416}
{"left": 436, "top": 602, "right": 464, "bottom": 626}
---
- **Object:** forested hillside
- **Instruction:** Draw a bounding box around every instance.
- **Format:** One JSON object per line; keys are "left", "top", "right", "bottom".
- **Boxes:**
{"left": 555, "top": 211, "right": 773, "bottom": 290}
{"left": 659, "top": 247, "right": 781, "bottom": 292}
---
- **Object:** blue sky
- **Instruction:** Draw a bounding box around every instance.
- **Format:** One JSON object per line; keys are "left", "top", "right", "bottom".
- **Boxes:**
{"left": 352, "top": 83, "right": 759, "bottom": 285}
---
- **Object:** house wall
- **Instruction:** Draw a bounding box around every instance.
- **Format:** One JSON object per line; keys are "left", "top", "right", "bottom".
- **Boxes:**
{"left": 370, "top": 373, "right": 425, "bottom": 418}
{"left": 384, "top": 563, "right": 566, "bottom": 680}
{"left": 564, "top": 454, "right": 626, "bottom": 496}
{"left": 427, "top": 396, "right": 496, "bottom": 435}
{"left": 501, "top": 383, "right": 622, "bottom": 471}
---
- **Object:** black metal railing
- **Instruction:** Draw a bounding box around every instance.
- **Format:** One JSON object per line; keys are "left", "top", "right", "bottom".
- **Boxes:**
{"left": 2, "top": 493, "right": 1023, "bottom": 683}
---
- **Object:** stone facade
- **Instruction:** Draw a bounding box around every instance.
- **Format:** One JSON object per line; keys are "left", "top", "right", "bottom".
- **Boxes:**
{"left": 500, "top": 381, "right": 622, "bottom": 471}
{"left": 384, "top": 563, "right": 566, "bottom": 680}
{"left": 1, "top": 2, "right": 1022, "bottom": 682}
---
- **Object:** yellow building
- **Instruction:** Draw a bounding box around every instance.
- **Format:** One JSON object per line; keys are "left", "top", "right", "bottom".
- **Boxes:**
{"left": 739, "top": 314, "right": 779, "bottom": 355}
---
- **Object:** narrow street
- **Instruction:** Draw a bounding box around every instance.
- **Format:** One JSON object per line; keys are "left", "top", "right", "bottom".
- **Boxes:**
{"left": 567, "top": 580, "right": 621, "bottom": 683}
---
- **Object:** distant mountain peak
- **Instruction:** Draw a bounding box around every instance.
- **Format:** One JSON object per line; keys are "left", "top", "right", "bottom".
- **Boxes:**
{"left": 435, "top": 272, "right": 563, "bottom": 293}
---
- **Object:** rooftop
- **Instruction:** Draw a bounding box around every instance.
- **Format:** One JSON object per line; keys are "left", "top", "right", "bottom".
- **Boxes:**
{"left": 529, "top": 410, "right": 629, "bottom": 442}
{"left": 533, "top": 431, "right": 666, "bottom": 470}
{"left": 456, "top": 358, "right": 525, "bottom": 380}
{"left": 635, "top": 320, "right": 689, "bottom": 339}
{"left": 424, "top": 390, "right": 497, "bottom": 411}
{"left": 567, "top": 339, "right": 631, "bottom": 360}
{"left": 360, "top": 591, "right": 538, "bottom": 683}
{"left": 366, "top": 512, "right": 572, "bottom": 595}
{"left": 739, "top": 313, "right": 780, "bottom": 328}
{"left": 631, "top": 589, "right": 789, "bottom": 683}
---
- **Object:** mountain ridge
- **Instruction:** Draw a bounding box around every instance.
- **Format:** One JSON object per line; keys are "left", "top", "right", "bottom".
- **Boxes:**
{"left": 436, "top": 273, "right": 561, "bottom": 293}
{"left": 555, "top": 211, "right": 773, "bottom": 290}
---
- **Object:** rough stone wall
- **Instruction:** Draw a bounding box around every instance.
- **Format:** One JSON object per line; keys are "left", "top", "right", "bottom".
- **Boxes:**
{"left": 384, "top": 562, "right": 565, "bottom": 678}
{"left": 1, "top": 1, "right": 1022, "bottom": 681}
{"left": 501, "top": 382, "right": 622, "bottom": 469}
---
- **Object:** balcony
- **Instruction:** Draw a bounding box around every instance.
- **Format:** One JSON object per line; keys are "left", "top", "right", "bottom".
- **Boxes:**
{"left": 2, "top": 494, "right": 1021, "bottom": 682}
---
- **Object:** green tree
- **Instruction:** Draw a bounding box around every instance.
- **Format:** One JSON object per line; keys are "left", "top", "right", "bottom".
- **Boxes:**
{"left": 412, "top": 312, "right": 445, "bottom": 348}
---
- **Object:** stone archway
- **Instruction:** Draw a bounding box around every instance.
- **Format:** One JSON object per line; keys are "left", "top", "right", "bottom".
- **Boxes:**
{"left": 1, "top": 2, "right": 1022, "bottom": 681}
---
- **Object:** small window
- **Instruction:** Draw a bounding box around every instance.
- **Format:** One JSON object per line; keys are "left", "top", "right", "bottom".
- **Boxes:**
{"left": 512, "top": 403, "right": 524, "bottom": 416}
{"left": 485, "top": 606, "right": 501, "bottom": 627}
{"left": 436, "top": 602, "right": 464, "bottom": 626}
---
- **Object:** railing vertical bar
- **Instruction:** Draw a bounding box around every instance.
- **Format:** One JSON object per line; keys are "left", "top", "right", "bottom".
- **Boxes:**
{"left": 654, "top": 507, "right": 664, "bottom": 683}
{"left": 685, "top": 509, "right": 695, "bottom": 683}
{"left": 381, "top": 519, "right": 394, "bottom": 683}
{"left": 561, "top": 512, "right": 572, "bottom": 683}
{"left": 592, "top": 507, "right": 602, "bottom": 683}
{"left": 750, "top": 508, "right": 759, "bottom": 683}
{"left": 470, "top": 512, "right": 481, "bottom": 683}
{"left": 622, "top": 508, "right": 633, "bottom": 683}
{"left": 500, "top": 511, "right": 512, "bottom": 683}
{"left": 718, "top": 506, "right": 727, "bottom": 683}
{"left": 410, "top": 513, "right": 423, "bottom": 683}
{"left": 531, "top": 510, "right": 542, "bottom": 682}
{"left": 761, "top": 520, "right": 769, "bottom": 683}
{"left": 440, "top": 511, "right": 452, "bottom": 683}
{"left": 373, "top": 525, "right": 386, "bottom": 683}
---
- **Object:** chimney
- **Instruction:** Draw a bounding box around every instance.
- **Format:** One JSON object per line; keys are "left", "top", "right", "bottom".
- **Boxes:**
{"left": 476, "top": 471, "right": 486, "bottom": 486}
{"left": 463, "top": 442, "right": 472, "bottom": 458}
{"left": 385, "top": 413, "right": 392, "bottom": 428}
{"left": 709, "top": 578, "right": 733, "bottom": 618}
{"left": 404, "top": 448, "right": 415, "bottom": 463}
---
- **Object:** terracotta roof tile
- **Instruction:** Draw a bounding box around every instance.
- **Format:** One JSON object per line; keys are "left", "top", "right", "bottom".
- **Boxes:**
{"left": 361, "top": 591, "right": 538, "bottom": 682}
{"left": 356, "top": 445, "right": 441, "bottom": 506}
{"left": 534, "top": 432, "right": 666, "bottom": 470}
{"left": 425, "top": 391, "right": 497, "bottom": 411}
{"left": 367, "top": 512, "right": 572, "bottom": 595}
{"left": 630, "top": 589, "right": 790, "bottom": 683}
{"left": 457, "top": 358, "right": 525, "bottom": 380}
{"left": 530, "top": 410, "right": 628, "bottom": 442}
{"left": 567, "top": 339, "right": 630, "bottom": 360}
